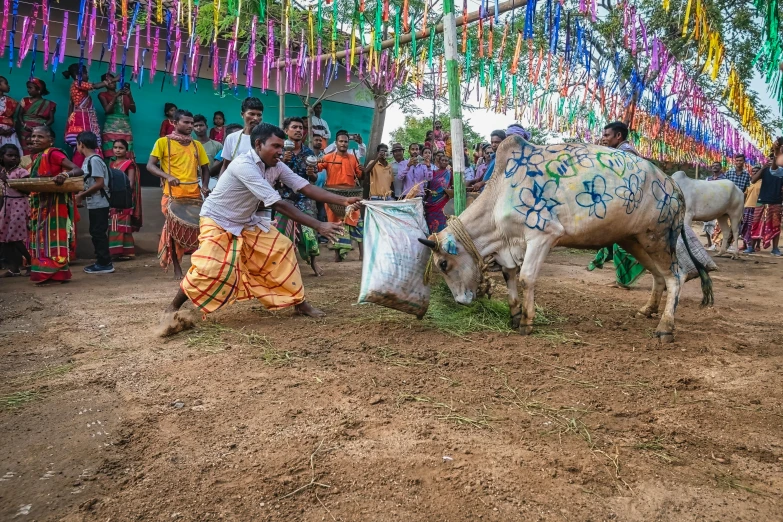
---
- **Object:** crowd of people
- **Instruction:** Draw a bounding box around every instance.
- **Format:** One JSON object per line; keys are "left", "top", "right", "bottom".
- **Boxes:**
{"left": 2, "top": 64, "right": 783, "bottom": 315}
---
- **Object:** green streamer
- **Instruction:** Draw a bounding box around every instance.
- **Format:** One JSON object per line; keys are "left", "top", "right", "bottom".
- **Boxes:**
{"left": 317, "top": 0, "right": 322, "bottom": 33}
{"left": 465, "top": 39, "right": 472, "bottom": 82}
{"left": 394, "top": 8, "right": 400, "bottom": 58}
{"left": 375, "top": 3, "right": 382, "bottom": 48}
{"left": 411, "top": 24, "right": 417, "bottom": 59}
{"left": 479, "top": 58, "right": 485, "bottom": 86}
{"left": 259, "top": 0, "right": 265, "bottom": 20}
{"left": 428, "top": 24, "right": 435, "bottom": 69}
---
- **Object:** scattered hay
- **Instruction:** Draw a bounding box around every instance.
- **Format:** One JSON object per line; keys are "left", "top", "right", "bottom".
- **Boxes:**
{"left": 714, "top": 473, "right": 765, "bottom": 496}
{"left": 633, "top": 437, "right": 677, "bottom": 463}
{"left": 0, "top": 390, "right": 39, "bottom": 410}
{"left": 397, "top": 393, "right": 495, "bottom": 429}
{"left": 423, "top": 282, "right": 514, "bottom": 336}
{"left": 186, "top": 323, "right": 232, "bottom": 352}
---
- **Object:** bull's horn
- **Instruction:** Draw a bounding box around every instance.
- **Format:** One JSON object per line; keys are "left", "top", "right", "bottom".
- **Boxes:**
{"left": 418, "top": 238, "right": 438, "bottom": 250}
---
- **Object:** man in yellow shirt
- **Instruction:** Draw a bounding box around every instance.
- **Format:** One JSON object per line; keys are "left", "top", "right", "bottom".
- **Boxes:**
{"left": 146, "top": 109, "right": 210, "bottom": 279}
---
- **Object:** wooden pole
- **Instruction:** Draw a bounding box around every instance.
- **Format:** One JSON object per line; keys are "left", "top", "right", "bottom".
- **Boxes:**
{"left": 443, "top": 0, "right": 466, "bottom": 215}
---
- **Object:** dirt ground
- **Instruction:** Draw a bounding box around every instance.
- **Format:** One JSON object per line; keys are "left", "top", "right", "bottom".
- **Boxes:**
{"left": 1, "top": 243, "right": 782, "bottom": 521}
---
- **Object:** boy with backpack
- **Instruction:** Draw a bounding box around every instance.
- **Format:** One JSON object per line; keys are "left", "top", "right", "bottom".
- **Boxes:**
{"left": 75, "top": 131, "right": 114, "bottom": 274}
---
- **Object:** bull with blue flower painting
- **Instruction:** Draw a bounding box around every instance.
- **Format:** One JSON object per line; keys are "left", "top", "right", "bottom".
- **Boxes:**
{"left": 418, "top": 124, "right": 713, "bottom": 343}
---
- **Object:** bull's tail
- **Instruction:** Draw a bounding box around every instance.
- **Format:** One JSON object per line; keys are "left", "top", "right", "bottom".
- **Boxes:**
{"left": 679, "top": 226, "right": 714, "bottom": 307}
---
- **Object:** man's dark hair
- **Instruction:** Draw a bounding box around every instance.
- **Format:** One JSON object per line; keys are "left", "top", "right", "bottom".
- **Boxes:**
{"left": 604, "top": 121, "right": 629, "bottom": 141}
{"left": 409, "top": 142, "right": 419, "bottom": 150}
{"left": 377, "top": 143, "right": 388, "bottom": 152}
{"left": 335, "top": 129, "right": 350, "bottom": 140}
{"left": 251, "top": 122, "right": 287, "bottom": 146}
{"left": 76, "top": 131, "right": 99, "bottom": 150}
{"left": 490, "top": 129, "right": 507, "bottom": 141}
{"left": 193, "top": 114, "right": 208, "bottom": 125}
{"left": 164, "top": 102, "right": 177, "bottom": 115}
{"left": 283, "top": 116, "right": 304, "bottom": 130}
{"left": 734, "top": 153, "right": 746, "bottom": 160}
{"left": 173, "top": 109, "right": 194, "bottom": 122}
{"left": 225, "top": 123, "right": 243, "bottom": 135}
{"left": 241, "top": 97, "right": 264, "bottom": 113}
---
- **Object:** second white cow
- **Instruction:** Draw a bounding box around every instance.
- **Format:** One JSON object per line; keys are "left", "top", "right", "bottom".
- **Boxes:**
{"left": 671, "top": 171, "right": 745, "bottom": 259}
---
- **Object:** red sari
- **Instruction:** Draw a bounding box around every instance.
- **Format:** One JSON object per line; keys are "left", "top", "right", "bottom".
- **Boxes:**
{"left": 27, "top": 148, "right": 75, "bottom": 282}
{"left": 159, "top": 119, "right": 175, "bottom": 137}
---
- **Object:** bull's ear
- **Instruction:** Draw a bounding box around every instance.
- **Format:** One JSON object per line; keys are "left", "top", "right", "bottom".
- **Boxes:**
{"left": 418, "top": 238, "right": 438, "bottom": 250}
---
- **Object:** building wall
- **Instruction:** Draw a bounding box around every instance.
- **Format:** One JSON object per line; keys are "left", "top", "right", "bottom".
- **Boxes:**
{"left": 4, "top": 4, "right": 375, "bottom": 180}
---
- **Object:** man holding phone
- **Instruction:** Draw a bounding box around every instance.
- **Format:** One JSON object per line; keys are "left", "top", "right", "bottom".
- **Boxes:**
{"left": 324, "top": 131, "right": 366, "bottom": 161}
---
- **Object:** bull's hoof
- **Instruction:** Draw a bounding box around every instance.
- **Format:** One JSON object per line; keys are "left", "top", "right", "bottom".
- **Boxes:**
{"left": 510, "top": 314, "right": 522, "bottom": 330}
{"left": 518, "top": 325, "right": 534, "bottom": 336}
{"left": 655, "top": 331, "right": 675, "bottom": 343}
{"left": 636, "top": 308, "right": 656, "bottom": 319}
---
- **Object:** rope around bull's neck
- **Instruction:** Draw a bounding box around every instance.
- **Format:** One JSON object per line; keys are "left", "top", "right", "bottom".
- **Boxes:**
{"left": 424, "top": 215, "right": 491, "bottom": 298}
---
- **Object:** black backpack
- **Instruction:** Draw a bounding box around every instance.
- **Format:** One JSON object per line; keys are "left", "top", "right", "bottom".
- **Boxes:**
{"left": 85, "top": 155, "right": 133, "bottom": 209}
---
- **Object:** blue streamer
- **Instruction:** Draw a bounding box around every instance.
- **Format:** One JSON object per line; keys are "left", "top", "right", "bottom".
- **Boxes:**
{"left": 29, "top": 35, "right": 38, "bottom": 79}
{"left": 9, "top": 0, "right": 19, "bottom": 70}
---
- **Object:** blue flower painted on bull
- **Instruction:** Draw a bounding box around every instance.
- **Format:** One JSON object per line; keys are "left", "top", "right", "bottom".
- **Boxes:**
{"left": 614, "top": 173, "right": 643, "bottom": 214}
{"left": 515, "top": 179, "right": 562, "bottom": 231}
{"left": 504, "top": 148, "right": 545, "bottom": 181}
{"left": 652, "top": 178, "right": 681, "bottom": 224}
{"left": 575, "top": 175, "right": 613, "bottom": 219}
{"left": 442, "top": 233, "right": 458, "bottom": 255}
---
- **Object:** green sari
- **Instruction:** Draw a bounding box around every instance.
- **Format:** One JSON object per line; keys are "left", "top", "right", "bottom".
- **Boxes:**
{"left": 588, "top": 245, "right": 646, "bottom": 288}
{"left": 99, "top": 91, "right": 133, "bottom": 155}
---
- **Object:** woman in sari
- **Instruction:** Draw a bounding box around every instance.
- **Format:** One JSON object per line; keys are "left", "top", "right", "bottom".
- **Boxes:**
{"left": 424, "top": 152, "right": 452, "bottom": 233}
{"left": 62, "top": 64, "right": 107, "bottom": 148}
{"left": 98, "top": 73, "right": 136, "bottom": 157}
{"left": 107, "top": 139, "right": 142, "bottom": 259}
{"left": 16, "top": 78, "right": 57, "bottom": 155}
{"left": 26, "top": 126, "right": 84, "bottom": 283}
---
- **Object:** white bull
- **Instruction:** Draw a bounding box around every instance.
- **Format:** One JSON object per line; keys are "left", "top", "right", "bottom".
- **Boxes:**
{"left": 419, "top": 137, "right": 713, "bottom": 343}
{"left": 671, "top": 171, "right": 745, "bottom": 259}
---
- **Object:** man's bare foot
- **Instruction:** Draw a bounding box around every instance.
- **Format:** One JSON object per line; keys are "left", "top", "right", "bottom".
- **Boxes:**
{"left": 295, "top": 301, "right": 326, "bottom": 318}
{"left": 310, "top": 257, "right": 324, "bottom": 277}
{"left": 174, "top": 269, "right": 184, "bottom": 280}
{"left": 334, "top": 250, "right": 342, "bottom": 263}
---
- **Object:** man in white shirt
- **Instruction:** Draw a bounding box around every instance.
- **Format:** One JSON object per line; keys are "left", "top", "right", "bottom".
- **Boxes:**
{"left": 159, "top": 123, "right": 361, "bottom": 335}
{"left": 389, "top": 142, "right": 405, "bottom": 197}
{"left": 219, "top": 97, "right": 264, "bottom": 174}
{"left": 310, "top": 102, "right": 331, "bottom": 141}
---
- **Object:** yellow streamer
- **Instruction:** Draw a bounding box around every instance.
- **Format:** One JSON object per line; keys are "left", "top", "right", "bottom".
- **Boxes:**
{"left": 188, "top": 0, "right": 192, "bottom": 35}
{"left": 681, "top": 0, "right": 692, "bottom": 38}
{"left": 213, "top": 0, "right": 220, "bottom": 43}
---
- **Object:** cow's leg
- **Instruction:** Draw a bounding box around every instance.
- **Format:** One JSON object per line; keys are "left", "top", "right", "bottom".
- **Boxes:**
{"left": 730, "top": 208, "right": 743, "bottom": 260}
{"left": 502, "top": 266, "right": 522, "bottom": 329}
{"left": 517, "top": 236, "right": 556, "bottom": 335}
{"left": 618, "top": 240, "right": 665, "bottom": 318}
{"left": 646, "top": 248, "right": 681, "bottom": 342}
{"left": 716, "top": 214, "right": 731, "bottom": 257}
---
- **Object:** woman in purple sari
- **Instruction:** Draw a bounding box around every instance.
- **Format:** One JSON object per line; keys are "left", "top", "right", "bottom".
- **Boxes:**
{"left": 424, "top": 152, "right": 453, "bottom": 233}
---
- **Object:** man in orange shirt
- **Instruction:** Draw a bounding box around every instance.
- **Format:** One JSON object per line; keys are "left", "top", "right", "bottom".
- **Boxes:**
{"left": 315, "top": 130, "right": 363, "bottom": 261}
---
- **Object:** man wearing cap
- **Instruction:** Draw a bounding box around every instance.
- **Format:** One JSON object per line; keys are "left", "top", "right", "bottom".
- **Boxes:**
{"left": 389, "top": 142, "right": 406, "bottom": 197}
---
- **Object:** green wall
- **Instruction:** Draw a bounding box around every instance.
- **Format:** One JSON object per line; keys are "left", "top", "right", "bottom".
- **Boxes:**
{"left": 5, "top": 51, "right": 374, "bottom": 180}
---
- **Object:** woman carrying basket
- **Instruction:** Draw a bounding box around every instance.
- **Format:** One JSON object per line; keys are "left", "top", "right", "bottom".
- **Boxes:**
{"left": 25, "top": 126, "right": 84, "bottom": 283}
{"left": 146, "top": 110, "right": 210, "bottom": 279}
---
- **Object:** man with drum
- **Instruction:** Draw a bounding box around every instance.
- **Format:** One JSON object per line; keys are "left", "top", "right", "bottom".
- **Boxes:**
{"left": 158, "top": 123, "right": 361, "bottom": 336}
{"left": 146, "top": 109, "right": 211, "bottom": 279}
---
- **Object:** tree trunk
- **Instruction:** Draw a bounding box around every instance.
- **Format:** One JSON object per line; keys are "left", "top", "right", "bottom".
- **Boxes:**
{"left": 363, "top": 92, "right": 387, "bottom": 200}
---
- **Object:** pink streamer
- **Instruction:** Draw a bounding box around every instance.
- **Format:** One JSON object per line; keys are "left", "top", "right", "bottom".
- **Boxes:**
{"left": 17, "top": 17, "right": 29, "bottom": 66}
{"left": 345, "top": 40, "right": 351, "bottom": 82}
{"left": 0, "top": 0, "right": 9, "bottom": 58}
{"left": 59, "top": 12, "right": 68, "bottom": 63}
{"left": 42, "top": 0, "right": 49, "bottom": 69}
{"left": 630, "top": 7, "right": 637, "bottom": 56}
{"left": 88, "top": 2, "right": 97, "bottom": 65}
{"left": 151, "top": 28, "right": 160, "bottom": 81}
{"left": 212, "top": 43, "right": 219, "bottom": 88}
{"left": 172, "top": 25, "right": 182, "bottom": 81}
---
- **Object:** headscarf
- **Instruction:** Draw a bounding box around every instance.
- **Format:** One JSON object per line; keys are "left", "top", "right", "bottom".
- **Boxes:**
{"left": 28, "top": 78, "right": 50, "bottom": 96}
{"left": 506, "top": 124, "right": 532, "bottom": 141}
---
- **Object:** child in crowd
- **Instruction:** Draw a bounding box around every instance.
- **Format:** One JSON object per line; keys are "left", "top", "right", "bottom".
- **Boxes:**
{"left": 75, "top": 131, "right": 114, "bottom": 274}
{"left": 0, "top": 144, "right": 31, "bottom": 277}
{"left": 159, "top": 103, "right": 177, "bottom": 137}
{"left": 210, "top": 111, "right": 226, "bottom": 143}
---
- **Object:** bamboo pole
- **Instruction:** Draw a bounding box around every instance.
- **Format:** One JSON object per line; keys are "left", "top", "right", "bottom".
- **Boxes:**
{"left": 443, "top": 0, "right": 466, "bottom": 215}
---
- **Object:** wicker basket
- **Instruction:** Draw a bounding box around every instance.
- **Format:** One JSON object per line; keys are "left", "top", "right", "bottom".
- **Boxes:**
{"left": 8, "top": 176, "right": 84, "bottom": 194}
{"left": 325, "top": 186, "right": 363, "bottom": 218}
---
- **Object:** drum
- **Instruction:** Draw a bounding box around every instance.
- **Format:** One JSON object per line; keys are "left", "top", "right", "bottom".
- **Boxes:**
{"left": 167, "top": 197, "right": 203, "bottom": 251}
{"left": 8, "top": 176, "right": 84, "bottom": 194}
{"left": 325, "top": 186, "right": 363, "bottom": 218}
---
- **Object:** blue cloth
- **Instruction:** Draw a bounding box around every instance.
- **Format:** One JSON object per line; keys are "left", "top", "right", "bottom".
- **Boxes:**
{"left": 479, "top": 157, "right": 496, "bottom": 192}
{"left": 315, "top": 171, "right": 327, "bottom": 187}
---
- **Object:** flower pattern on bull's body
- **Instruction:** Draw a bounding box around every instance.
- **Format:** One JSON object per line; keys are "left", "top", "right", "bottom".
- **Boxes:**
{"left": 514, "top": 179, "right": 562, "bottom": 231}
{"left": 575, "top": 175, "right": 614, "bottom": 219}
{"left": 652, "top": 177, "right": 681, "bottom": 224}
{"left": 614, "top": 173, "right": 644, "bottom": 214}
{"left": 504, "top": 148, "right": 545, "bottom": 181}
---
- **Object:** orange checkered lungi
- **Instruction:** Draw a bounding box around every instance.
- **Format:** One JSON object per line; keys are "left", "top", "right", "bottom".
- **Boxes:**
{"left": 181, "top": 217, "right": 305, "bottom": 314}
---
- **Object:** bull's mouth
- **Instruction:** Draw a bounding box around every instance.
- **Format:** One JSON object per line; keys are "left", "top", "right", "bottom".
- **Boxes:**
{"left": 454, "top": 291, "right": 475, "bottom": 305}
